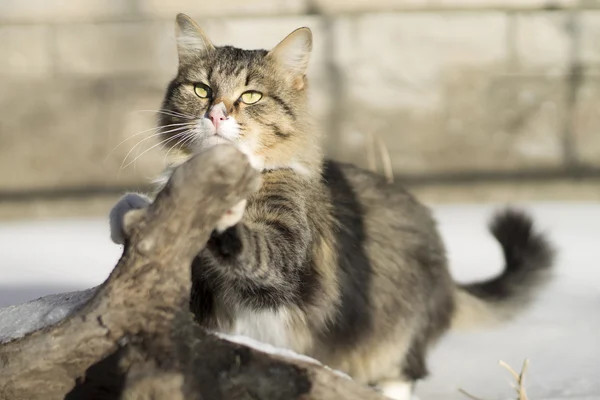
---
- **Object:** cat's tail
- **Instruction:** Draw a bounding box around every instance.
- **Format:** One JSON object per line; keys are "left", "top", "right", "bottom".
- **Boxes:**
{"left": 451, "top": 208, "right": 555, "bottom": 330}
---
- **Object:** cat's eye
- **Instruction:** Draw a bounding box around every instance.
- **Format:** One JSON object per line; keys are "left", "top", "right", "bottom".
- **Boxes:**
{"left": 194, "top": 83, "right": 211, "bottom": 99}
{"left": 240, "top": 91, "right": 263, "bottom": 105}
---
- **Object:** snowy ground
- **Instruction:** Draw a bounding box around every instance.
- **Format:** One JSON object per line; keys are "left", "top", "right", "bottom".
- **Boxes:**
{"left": 0, "top": 202, "right": 598, "bottom": 399}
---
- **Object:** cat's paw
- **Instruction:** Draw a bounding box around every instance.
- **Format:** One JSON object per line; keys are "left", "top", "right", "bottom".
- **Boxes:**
{"left": 109, "top": 193, "right": 151, "bottom": 245}
{"left": 215, "top": 199, "right": 246, "bottom": 233}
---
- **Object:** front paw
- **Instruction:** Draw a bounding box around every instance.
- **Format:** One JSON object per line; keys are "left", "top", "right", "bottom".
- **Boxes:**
{"left": 215, "top": 199, "right": 246, "bottom": 233}
{"left": 109, "top": 193, "right": 151, "bottom": 244}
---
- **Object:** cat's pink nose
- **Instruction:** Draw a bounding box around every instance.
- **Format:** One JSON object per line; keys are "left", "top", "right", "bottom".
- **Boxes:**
{"left": 208, "top": 105, "right": 227, "bottom": 130}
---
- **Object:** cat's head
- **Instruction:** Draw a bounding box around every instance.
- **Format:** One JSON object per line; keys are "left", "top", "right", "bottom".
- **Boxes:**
{"left": 159, "top": 14, "right": 321, "bottom": 177}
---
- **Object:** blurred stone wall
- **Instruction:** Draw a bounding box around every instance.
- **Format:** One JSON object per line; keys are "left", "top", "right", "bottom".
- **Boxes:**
{"left": 1, "top": 0, "right": 600, "bottom": 219}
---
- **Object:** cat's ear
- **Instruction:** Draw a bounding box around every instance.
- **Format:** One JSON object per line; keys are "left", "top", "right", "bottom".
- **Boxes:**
{"left": 268, "top": 27, "right": 312, "bottom": 90}
{"left": 175, "top": 13, "right": 215, "bottom": 62}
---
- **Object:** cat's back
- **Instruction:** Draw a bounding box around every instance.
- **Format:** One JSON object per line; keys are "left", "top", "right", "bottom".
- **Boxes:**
{"left": 322, "top": 159, "right": 451, "bottom": 306}
{"left": 312, "top": 160, "right": 454, "bottom": 379}
{"left": 322, "top": 159, "right": 440, "bottom": 240}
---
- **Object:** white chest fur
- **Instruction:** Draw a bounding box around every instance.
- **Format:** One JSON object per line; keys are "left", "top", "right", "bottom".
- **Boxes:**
{"left": 230, "top": 308, "right": 294, "bottom": 349}
{"left": 226, "top": 306, "right": 312, "bottom": 353}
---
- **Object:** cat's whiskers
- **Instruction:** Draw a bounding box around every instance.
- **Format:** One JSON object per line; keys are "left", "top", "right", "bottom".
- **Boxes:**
{"left": 120, "top": 131, "right": 166, "bottom": 175}
{"left": 104, "top": 122, "right": 194, "bottom": 163}
{"left": 123, "top": 131, "right": 190, "bottom": 171}
{"left": 122, "top": 127, "right": 190, "bottom": 170}
{"left": 134, "top": 109, "right": 196, "bottom": 120}
{"left": 181, "top": 131, "right": 201, "bottom": 152}
{"left": 120, "top": 125, "right": 193, "bottom": 171}
{"left": 163, "top": 130, "right": 197, "bottom": 164}
{"left": 164, "top": 139, "right": 183, "bottom": 162}
{"left": 131, "top": 125, "right": 193, "bottom": 172}
{"left": 130, "top": 124, "right": 196, "bottom": 164}
{"left": 122, "top": 130, "right": 194, "bottom": 170}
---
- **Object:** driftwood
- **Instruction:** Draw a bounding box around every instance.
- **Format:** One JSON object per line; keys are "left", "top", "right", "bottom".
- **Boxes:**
{"left": 0, "top": 145, "right": 386, "bottom": 400}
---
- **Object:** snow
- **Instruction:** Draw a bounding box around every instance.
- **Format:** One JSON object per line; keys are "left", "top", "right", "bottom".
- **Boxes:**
{"left": 215, "top": 331, "right": 322, "bottom": 365}
{"left": 215, "top": 332, "right": 351, "bottom": 379}
{"left": 0, "top": 288, "right": 96, "bottom": 343}
{"left": 418, "top": 203, "right": 600, "bottom": 400}
{"left": 0, "top": 203, "right": 598, "bottom": 399}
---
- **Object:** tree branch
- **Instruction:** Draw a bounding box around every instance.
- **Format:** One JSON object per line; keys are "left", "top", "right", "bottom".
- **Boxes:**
{"left": 0, "top": 145, "right": 385, "bottom": 400}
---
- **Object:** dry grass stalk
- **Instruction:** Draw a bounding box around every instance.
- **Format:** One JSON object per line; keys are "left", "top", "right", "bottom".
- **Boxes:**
{"left": 365, "top": 131, "right": 394, "bottom": 184}
{"left": 459, "top": 358, "right": 530, "bottom": 400}
{"left": 500, "top": 359, "right": 530, "bottom": 400}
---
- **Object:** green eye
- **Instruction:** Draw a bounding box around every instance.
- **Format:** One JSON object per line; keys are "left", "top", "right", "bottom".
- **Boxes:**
{"left": 194, "top": 83, "right": 211, "bottom": 99}
{"left": 240, "top": 91, "right": 263, "bottom": 105}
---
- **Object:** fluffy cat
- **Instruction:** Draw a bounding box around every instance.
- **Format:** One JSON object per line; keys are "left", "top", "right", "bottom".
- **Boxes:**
{"left": 109, "top": 14, "right": 554, "bottom": 400}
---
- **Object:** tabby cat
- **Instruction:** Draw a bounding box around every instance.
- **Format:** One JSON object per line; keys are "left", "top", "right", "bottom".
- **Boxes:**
{"left": 109, "top": 14, "right": 554, "bottom": 400}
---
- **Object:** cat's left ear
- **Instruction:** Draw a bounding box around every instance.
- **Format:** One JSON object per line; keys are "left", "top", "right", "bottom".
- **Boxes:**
{"left": 175, "top": 13, "right": 215, "bottom": 63}
{"left": 268, "top": 27, "right": 312, "bottom": 90}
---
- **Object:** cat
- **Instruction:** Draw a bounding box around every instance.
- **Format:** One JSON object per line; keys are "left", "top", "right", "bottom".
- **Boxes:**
{"left": 109, "top": 13, "right": 554, "bottom": 400}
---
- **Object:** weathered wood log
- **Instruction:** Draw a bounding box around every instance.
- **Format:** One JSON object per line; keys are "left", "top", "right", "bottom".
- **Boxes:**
{"left": 0, "top": 145, "right": 386, "bottom": 400}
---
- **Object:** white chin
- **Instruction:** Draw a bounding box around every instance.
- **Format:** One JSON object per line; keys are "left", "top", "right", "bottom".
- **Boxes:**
{"left": 194, "top": 135, "right": 264, "bottom": 171}
{"left": 196, "top": 135, "right": 230, "bottom": 150}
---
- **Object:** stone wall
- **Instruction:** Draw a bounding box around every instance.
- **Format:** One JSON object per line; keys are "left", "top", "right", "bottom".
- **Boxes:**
{"left": 1, "top": 0, "right": 599, "bottom": 218}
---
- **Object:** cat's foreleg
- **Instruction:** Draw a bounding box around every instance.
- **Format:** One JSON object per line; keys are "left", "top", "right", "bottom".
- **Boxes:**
{"left": 204, "top": 193, "right": 311, "bottom": 307}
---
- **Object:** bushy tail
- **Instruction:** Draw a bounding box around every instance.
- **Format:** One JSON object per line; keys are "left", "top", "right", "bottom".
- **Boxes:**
{"left": 452, "top": 208, "right": 555, "bottom": 329}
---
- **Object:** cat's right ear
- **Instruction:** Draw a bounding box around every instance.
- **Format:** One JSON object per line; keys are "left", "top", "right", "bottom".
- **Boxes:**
{"left": 175, "top": 13, "right": 215, "bottom": 63}
{"left": 268, "top": 27, "right": 312, "bottom": 90}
